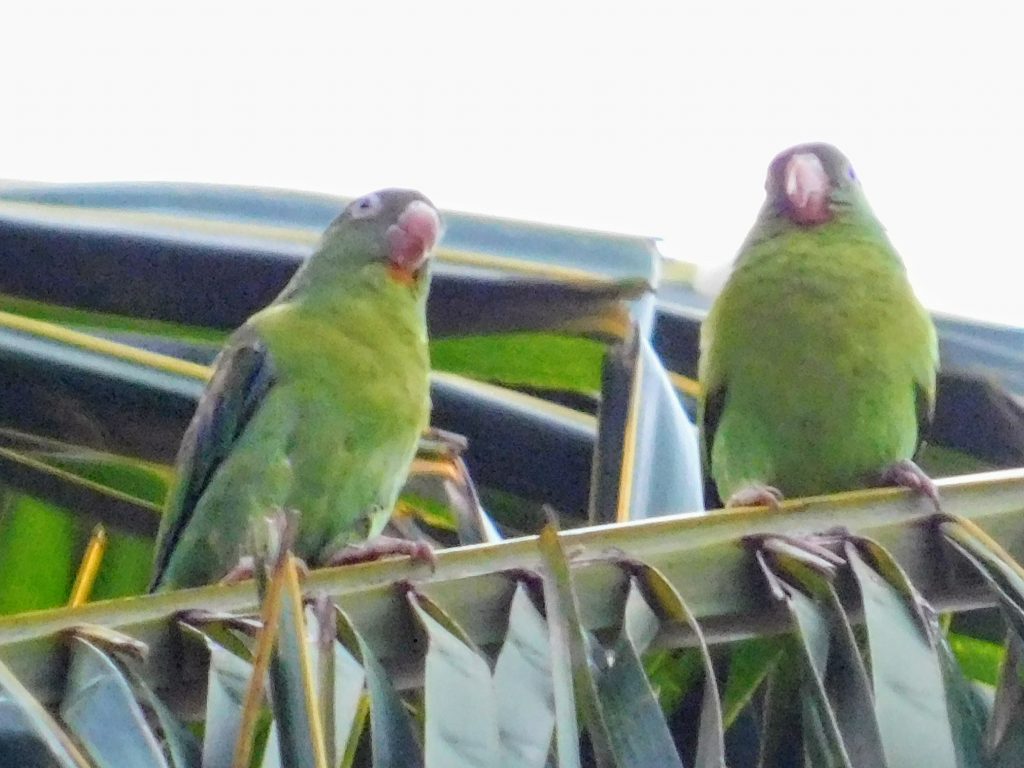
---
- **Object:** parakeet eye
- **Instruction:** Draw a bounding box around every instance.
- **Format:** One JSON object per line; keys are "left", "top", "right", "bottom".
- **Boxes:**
{"left": 847, "top": 167, "right": 858, "bottom": 182}
{"left": 350, "top": 193, "right": 382, "bottom": 219}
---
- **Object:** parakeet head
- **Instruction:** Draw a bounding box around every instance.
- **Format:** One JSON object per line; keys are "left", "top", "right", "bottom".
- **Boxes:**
{"left": 764, "top": 143, "right": 868, "bottom": 227}
{"left": 321, "top": 188, "right": 443, "bottom": 287}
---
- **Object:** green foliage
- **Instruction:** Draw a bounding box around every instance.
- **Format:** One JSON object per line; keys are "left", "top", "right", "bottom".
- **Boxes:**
{"left": 430, "top": 334, "right": 605, "bottom": 394}
{"left": 0, "top": 188, "right": 1021, "bottom": 765}
{"left": 0, "top": 495, "right": 77, "bottom": 614}
{"left": 1, "top": 489, "right": 1024, "bottom": 766}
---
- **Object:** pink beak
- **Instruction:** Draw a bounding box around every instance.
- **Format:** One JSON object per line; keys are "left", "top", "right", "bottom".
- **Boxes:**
{"left": 387, "top": 200, "right": 442, "bottom": 281}
{"left": 784, "top": 152, "right": 831, "bottom": 225}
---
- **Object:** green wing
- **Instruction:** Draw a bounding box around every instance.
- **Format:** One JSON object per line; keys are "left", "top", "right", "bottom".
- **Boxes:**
{"left": 149, "top": 327, "right": 276, "bottom": 590}
{"left": 698, "top": 382, "right": 728, "bottom": 508}
{"left": 697, "top": 297, "right": 729, "bottom": 507}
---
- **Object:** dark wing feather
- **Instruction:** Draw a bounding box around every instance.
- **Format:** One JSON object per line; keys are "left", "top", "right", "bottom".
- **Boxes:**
{"left": 699, "top": 384, "right": 727, "bottom": 509}
{"left": 913, "top": 380, "right": 935, "bottom": 458}
{"left": 149, "top": 327, "right": 276, "bottom": 590}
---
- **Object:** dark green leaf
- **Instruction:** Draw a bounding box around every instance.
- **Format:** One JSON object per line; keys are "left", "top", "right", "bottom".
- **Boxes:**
{"left": 757, "top": 646, "right": 802, "bottom": 768}
{"left": 756, "top": 551, "right": 852, "bottom": 768}
{"left": 596, "top": 578, "right": 683, "bottom": 767}
{"left": 988, "top": 634, "right": 1024, "bottom": 766}
{"left": 847, "top": 542, "right": 960, "bottom": 768}
{"left": 721, "top": 638, "right": 784, "bottom": 729}
{"left": 334, "top": 606, "right": 423, "bottom": 768}
{"left": 631, "top": 562, "right": 725, "bottom": 767}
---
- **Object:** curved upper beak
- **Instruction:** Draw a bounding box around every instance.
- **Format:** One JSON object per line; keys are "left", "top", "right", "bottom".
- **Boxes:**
{"left": 387, "top": 200, "right": 442, "bottom": 283}
{"left": 784, "top": 152, "right": 832, "bottom": 225}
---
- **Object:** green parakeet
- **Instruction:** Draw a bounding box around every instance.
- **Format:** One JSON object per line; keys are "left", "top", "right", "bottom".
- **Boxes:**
{"left": 150, "top": 189, "right": 441, "bottom": 590}
{"left": 698, "top": 143, "right": 939, "bottom": 509}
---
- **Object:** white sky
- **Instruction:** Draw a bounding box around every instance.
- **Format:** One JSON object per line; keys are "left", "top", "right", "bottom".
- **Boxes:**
{"left": 2, "top": 1, "right": 1022, "bottom": 325}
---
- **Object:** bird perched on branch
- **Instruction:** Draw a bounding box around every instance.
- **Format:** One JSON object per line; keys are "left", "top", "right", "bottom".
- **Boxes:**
{"left": 151, "top": 189, "right": 440, "bottom": 590}
{"left": 698, "top": 143, "right": 939, "bottom": 510}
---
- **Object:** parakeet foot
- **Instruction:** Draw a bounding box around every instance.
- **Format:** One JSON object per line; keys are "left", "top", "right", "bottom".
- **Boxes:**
{"left": 880, "top": 459, "right": 942, "bottom": 512}
{"left": 219, "top": 556, "right": 256, "bottom": 585}
{"left": 219, "top": 555, "right": 311, "bottom": 585}
{"left": 725, "top": 483, "right": 784, "bottom": 509}
{"left": 324, "top": 536, "right": 437, "bottom": 570}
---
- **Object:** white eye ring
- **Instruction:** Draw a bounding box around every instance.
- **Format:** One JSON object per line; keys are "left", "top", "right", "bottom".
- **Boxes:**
{"left": 350, "top": 193, "right": 382, "bottom": 220}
